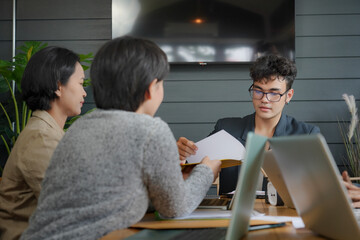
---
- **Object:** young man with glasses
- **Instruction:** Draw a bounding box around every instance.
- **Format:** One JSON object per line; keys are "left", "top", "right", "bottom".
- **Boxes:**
{"left": 177, "top": 54, "right": 320, "bottom": 194}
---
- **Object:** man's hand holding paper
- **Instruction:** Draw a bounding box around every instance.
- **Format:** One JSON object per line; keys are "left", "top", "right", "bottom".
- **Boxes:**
{"left": 177, "top": 130, "right": 246, "bottom": 169}
{"left": 177, "top": 137, "right": 198, "bottom": 162}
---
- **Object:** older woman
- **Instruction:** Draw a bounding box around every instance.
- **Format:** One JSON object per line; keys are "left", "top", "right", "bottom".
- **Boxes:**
{"left": 0, "top": 46, "right": 87, "bottom": 240}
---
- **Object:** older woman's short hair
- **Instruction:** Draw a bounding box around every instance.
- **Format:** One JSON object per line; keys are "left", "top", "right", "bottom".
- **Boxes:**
{"left": 90, "top": 36, "right": 169, "bottom": 111}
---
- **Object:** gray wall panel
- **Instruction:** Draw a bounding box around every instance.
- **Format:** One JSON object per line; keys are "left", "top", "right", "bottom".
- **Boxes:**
{"left": 156, "top": 101, "right": 355, "bottom": 123}
{"left": 320, "top": 144, "right": 348, "bottom": 166}
{"left": 296, "top": 15, "right": 360, "bottom": 36}
{"left": 0, "top": 42, "right": 12, "bottom": 61}
{"left": 296, "top": 58, "right": 360, "bottom": 79}
{"left": 157, "top": 102, "right": 252, "bottom": 124}
{"left": 17, "top": 40, "right": 106, "bottom": 55}
{"left": 0, "top": 21, "right": 12, "bottom": 40}
{"left": 296, "top": 0, "right": 360, "bottom": 15}
{"left": 281, "top": 102, "right": 353, "bottom": 123}
{"left": 0, "top": 0, "right": 12, "bottom": 61}
{"left": 84, "top": 79, "right": 360, "bottom": 104}
{"left": 292, "top": 79, "right": 360, "bottom": 100}
{"left": 316, "top": 123, "right": 349, "bottom": 143}
{"left": 0, "top": 0, "right": 12, "bottom": 20}
{"left": 167, "top": 64, "right": 251, "bottom": 81}
{"left": 17, "top": 0, "right": 110, "bottom": 19}
{"left": 163, "top": 79, "right": 360, "bottom": 102}
{"left": 163, "top": 80, "right": 252, "bottom": 102}
{"left": 17, "top": 20, "right": 111, "bottom": 40}
{"left": 296, "top": 36, "right": 360, "bottom": 58}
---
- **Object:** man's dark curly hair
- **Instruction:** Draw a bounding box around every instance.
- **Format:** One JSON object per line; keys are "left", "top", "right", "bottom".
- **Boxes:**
{"left": 250, "top": 55, "right": 297, "bottom": 90}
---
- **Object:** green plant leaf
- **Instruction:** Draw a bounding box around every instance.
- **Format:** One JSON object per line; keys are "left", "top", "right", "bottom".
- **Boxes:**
{"left": 79, "top": 53, "right": 94, "bottom": 72}
{"left": 0, "top": 134, "right": 10, "bottom": 156}
{"left": 78, "top": 52, "right": 93, "bottom": 87}
{"left": 338, "top": 119, "right": 360, "bottom": 178}
{"left": 79, "top": 52, "right": 94, "bottom": 62}
{"left": 0, "top": 60, "right": 13, "bottom": 84}
{"left": 83, "top": 78, "right": 91, "bottom": 87}
{"left": 0, "top": 76, "right": 9, "bottom": 93}
{"left": 4, "top": 126, "right": 16, "bottom": 140}
{"left": 12, "top": 65, "right": 26, "bottom": 92}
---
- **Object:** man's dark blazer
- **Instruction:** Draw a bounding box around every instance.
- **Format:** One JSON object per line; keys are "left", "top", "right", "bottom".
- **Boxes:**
{"left": 210, "top": 112, "right": 320, "bottom": 194}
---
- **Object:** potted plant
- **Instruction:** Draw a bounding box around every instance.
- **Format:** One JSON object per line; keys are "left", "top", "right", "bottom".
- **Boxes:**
{"left": 0, "top": 41, "right": 93, "bottom": 173}
{"left": 339, "top": 94, "right": 360, "bottom": 183}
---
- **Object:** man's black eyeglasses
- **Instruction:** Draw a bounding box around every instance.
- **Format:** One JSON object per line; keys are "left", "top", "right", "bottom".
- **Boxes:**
{"left": 248, "top": 84, "right": 289, "bottom": 102}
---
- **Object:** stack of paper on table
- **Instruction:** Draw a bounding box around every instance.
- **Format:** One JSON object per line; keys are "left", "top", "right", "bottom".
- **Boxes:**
{"left": 182, "top": 130, "right": 245, "bottom": 169}
{"left": 156, "top": 209, "right": 264, "bottom": 220}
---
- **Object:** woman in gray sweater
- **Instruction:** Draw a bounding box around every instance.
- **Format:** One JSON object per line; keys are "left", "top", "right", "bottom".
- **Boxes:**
{"left": 21, "top": 37, "right": 221, "bottom": 240}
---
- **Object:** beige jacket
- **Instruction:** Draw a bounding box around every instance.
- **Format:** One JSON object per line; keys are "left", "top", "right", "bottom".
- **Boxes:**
{"left": 0, "top": 110, "right": 64, "bottom": 240}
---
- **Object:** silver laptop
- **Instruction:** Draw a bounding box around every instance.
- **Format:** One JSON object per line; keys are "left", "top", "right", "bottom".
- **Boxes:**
{"left": 262, "top": 150, "right": 295, "bottom": 209}
{"left": 225, "top": 132, "right": 268, "bottom": 239}
{"left": 269, "top": 134, "right": 360, "bottom": 240}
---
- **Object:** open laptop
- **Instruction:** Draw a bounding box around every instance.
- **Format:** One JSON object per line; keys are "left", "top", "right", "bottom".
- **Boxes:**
{"left": 127, "top": 132, "right": 278, "bottom": 240}
{"left": 269, "top": 134, "right": 360, "bottom": 240}
{"left": 262, "top": 151, "right": 295, "bottom": 209}
{"left": 223, "top": 132, "right": 268, "bottom": 239}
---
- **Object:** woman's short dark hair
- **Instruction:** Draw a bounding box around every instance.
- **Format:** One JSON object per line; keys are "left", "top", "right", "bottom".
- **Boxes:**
{"left": 249, "top": 55, "right": 297, "bottom": 90}
{"left": 21, "top": 46, "right": 80, "bottom": 111}
{"left": 90, "top": 36, "right": 169, "bottom": 111}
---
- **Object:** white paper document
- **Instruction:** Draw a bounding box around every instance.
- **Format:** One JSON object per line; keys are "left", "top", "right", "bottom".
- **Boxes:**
{"left": 160, "top": 209, "right": 232, "bottom": 220}
{"left": 251, "top": 215, "right": 305, "bottom": 228}
{"left": 158, "top": 209, "right": 304, "bottom": 228}
{"left": 158, "top": 209, "right": 264, "bottom": 220}
{"left": 186, "top": 130, "right": 246, "bottom": 164}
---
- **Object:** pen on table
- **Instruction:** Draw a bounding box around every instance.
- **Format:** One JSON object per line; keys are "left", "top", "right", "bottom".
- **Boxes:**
{"left": 260, "top": 168, "right": 268, "bottom": 178}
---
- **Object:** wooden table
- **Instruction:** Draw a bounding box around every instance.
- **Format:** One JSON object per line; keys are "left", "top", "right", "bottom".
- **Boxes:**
{"left": 101, "top": 199, "right": 326, "bottom": 240}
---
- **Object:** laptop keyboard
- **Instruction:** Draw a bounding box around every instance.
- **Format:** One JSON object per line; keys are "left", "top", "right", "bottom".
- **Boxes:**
{"left": 169, "top": 228, "right": 227, "bottom": 240}
{"left": 199, "top": 198, "right": 230, "bottom": 207}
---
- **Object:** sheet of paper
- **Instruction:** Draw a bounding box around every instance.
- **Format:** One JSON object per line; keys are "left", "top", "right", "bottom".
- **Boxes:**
{"left": 159, "top": 209, "right": 232, "bottom": 220}
{"left": 158, "top": 209, "right": 265, "bottom": 220}
{"left": 251, "top": 215, "right": 304, "bottom": 228}
{"left": 186, "top": 130, "right": 246, "bottom": 164}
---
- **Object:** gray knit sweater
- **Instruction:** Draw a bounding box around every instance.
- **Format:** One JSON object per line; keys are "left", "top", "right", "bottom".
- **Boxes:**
{"left": 21, "top": 110, "right": 214, "bottom": 240}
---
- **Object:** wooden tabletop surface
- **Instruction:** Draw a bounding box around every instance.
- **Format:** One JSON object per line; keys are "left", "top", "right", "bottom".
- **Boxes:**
{"left": 101, "top": 199, "right": 325, "bottom": 240}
